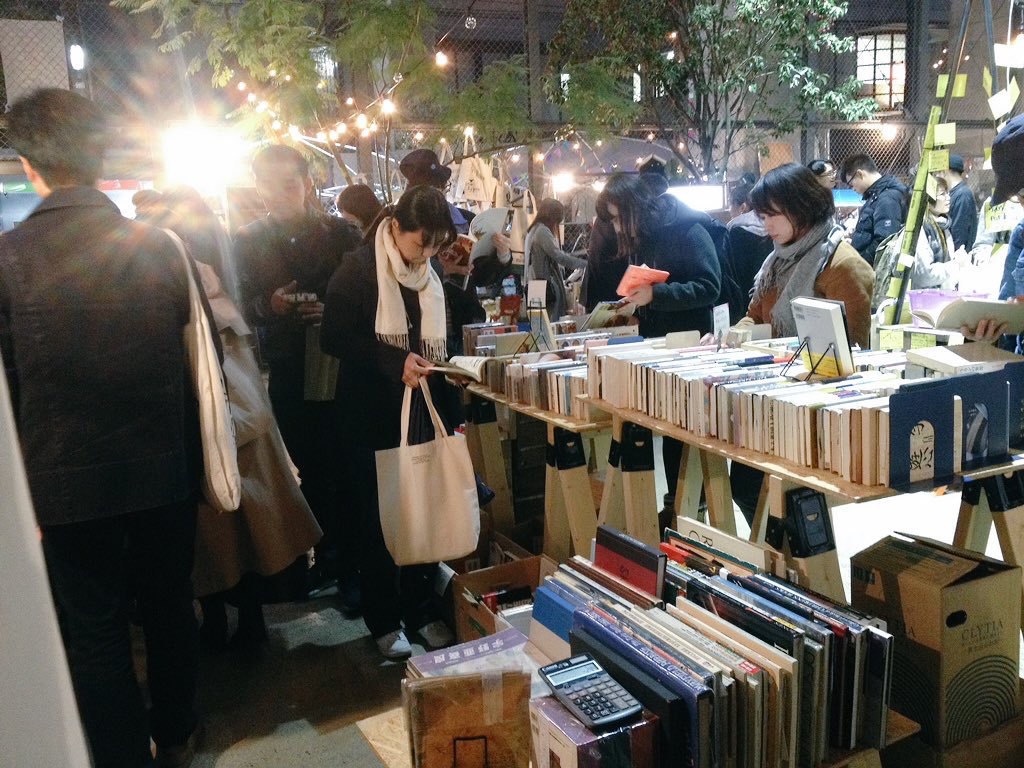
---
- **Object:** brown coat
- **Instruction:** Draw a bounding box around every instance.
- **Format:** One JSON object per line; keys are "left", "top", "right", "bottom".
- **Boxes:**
{"left": 192, "top": 271, "right": 322, "bottom": 597}
{"left": 737, "top": 241, "right": 875, "bottom": 348}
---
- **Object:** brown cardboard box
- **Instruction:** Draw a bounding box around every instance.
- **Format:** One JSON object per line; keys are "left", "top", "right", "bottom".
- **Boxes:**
{"left": 529, "top": 695, "right": 659, "bottom": 768}
{"left": 851, "top": 533, "right": 1022, "bottom": 748}
{"left": 453, "top": 555, "right": 558, "bottom": 642}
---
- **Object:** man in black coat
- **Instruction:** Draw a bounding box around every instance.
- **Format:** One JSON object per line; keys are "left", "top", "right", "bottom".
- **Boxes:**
{"left": 939, "top": 154, "right": 979, "bottom": 251}
{"left": 0, "top": 89, "right": 201, "bottom": 767}
{"left": 841, "top": 154, "right": 909, "bottom": 264}
{"left": 234, "top": 145, "right": 362, "bottom": 602}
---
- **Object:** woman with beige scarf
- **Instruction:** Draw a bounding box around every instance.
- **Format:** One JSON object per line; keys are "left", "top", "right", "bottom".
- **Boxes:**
{"left": 321, "top": 185, "right": 463, "bottom": 660}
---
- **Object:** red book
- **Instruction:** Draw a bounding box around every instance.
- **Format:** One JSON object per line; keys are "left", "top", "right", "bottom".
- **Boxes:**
{"left": 593, "top": 525, "right": 666, "bottom": 599}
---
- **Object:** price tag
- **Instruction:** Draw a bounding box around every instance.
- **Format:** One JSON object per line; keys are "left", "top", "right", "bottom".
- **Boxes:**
{"left": 712, "top": 302, "right": 730, "bottom": 344}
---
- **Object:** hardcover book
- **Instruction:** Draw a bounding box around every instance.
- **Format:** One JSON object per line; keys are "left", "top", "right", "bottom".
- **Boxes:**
{"left": 594, "top": 525, "right": 668, "bottom": 599}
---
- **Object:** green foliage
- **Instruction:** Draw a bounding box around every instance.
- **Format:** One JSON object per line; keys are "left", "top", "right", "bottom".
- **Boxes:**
{"left": 549, "top": 0, "right": 876, "bottom": 179}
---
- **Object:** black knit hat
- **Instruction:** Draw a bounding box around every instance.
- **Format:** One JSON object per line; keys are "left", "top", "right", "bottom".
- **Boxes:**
{"left": 399, "top": 148, "right": 452, "bottom": 186}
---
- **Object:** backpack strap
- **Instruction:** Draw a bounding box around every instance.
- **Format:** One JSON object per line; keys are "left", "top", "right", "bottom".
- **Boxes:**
{"left": 816, "top": 226, "right": 846, "bottom": 277}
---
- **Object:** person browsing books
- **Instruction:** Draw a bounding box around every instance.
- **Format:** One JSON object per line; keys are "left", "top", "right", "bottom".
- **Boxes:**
{"left": 597, "top": 171, "right": 722, "bottom": 529}
{"left": 724, "top": 162, "right": 874, "bottom": 349}
{"left": 708, "top": 163, "right": 874, "bottom": 525}
{"left": 524, "top": 198, "right": 588, "bottom": 319}
{"left": 320, "top": 185, "right": 462, "bottom": 659}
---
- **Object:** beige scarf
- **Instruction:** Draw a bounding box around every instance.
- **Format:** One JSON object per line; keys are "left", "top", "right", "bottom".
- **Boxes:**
{"left": 374, "top": 217, "right": 447, "bottom": 361}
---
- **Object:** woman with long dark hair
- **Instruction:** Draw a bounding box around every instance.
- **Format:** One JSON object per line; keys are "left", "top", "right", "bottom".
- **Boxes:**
{"left": 595, "top": 173, "right": 721, "bottom": 337}
{"left": 524, "top": 198, "right": 587, "bottom": 318}
{"left": 596, "top": 172, "right": 722, "bottom": 529}
{"left": 321, "top": 185, "right": 462, "bottom": 659}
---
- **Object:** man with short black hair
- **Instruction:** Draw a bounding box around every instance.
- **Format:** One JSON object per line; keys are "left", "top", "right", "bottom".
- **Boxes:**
{"left": 840, "top": 153, "right": 909, "bottom": 264}
{"left": 938, "top": 154, "right": 979, "bottom": 250}
{"left": 0, "top": 88, "right": 202, "bottom": 767}
{"left": 234, "top": 144, "right": 362, "bottom": 604}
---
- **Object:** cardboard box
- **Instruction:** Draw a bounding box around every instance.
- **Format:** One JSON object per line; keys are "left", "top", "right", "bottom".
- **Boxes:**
{"left": 453, "top": 555, "right": 558, "bottom": 642}
{"left": 529, "top": 695, "right": 659, "bottom": 768}
{"left": 851, "top": 533, "right": 1022, "bottom": 748}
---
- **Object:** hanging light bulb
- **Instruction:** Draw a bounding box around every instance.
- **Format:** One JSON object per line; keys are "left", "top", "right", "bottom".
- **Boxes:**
{"left": 316, "top": 130, "right": 327, "bottom": 141}
{"left": 345, "top": 96, "right": 355, "bottom": 106}
{"left": 439, "top": 137, "right": 448, "bottom": 144}
{"left": 271, "top": 119, "right": 282, "bottom": 131}
{"left": 413, "top": 131, "right": 425, "bottom": 141}
{"left": 246, "top": 92, "right": 257, "bottom": 103}
{"left": 435, "top": 51, "right": 449, "bottom": 67}
{"left": 369, "top": 120, "right": 379, "bottom": 132}
{"left": 237, "top": 81, "right": 247, "bottom": 91}
{"left": 646, "top": 132, "right": 656, "bottom": 142}
{"left": 595, "top": 140, "right": 603, "bottom": 147}
{"left": 465, "top": 16, "right": 477, "bottom": 29}
{"left": 335, "top": 123, "right": 347, "bottom": 135}
{"left": 256, "top": 101, "right": 268, "bottom": 112}
{"left": 288, "top": 125, "right": 301, "bottom": 139}
{"left": 284, "top": 74, "right": 292, "bottom": 82}
{"left": 360, "top": 128, "right": 370, "bottom": 138}
{"left": 534, "top": 151, "right": 545, "bottom": 162}
{"left": 328, "top": 129, "right": 338, "bottom": 140}
{"left": 355, "top": 113, "right": 368, "bottom": 129}
{"left": 381, "top": 98, "right": 396, "bottom": 115}
{"left": 268, "top": 68, "right": 277, "bottom": 77}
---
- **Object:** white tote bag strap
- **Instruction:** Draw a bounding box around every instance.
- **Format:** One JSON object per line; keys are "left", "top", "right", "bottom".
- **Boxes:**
{"left": 398, "top": 382, "right": 447, "bottom": 447}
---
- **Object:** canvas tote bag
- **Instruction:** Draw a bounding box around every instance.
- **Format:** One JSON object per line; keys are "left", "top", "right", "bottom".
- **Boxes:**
{"left": 508, "top": 189, "right": 537, "bottom": 266}
{"left": 376, "top": 384, "right": 480, "bottom": 565}
{"left": 166, "top": 230, "right": 242, "bottom": 513}
{"left": 453, "top": 134, "right": 496, "bottom": 209}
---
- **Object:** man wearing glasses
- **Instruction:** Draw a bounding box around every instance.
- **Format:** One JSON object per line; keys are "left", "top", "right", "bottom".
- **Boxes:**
{"left": 840, "top": 153, "right": 909, "bottom": 264}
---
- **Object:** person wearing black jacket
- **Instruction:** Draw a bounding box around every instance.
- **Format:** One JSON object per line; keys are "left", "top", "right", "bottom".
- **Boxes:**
{"left": 938, "top": 154, "right": 979, "bottom": 251}
{"left": 840, "top": 154, "right": 908, "bottom": 264}
{"left": 596, "top": 173, "right": 721, "bottom": 528}
{"left": 0, "top": 89, "right": 203, "bottom": 767}
{"left": 321, "top": 186, "right": 463, "bottom": 660}
{"left": 234, "top": 145, "right": 362, "bottom": 603}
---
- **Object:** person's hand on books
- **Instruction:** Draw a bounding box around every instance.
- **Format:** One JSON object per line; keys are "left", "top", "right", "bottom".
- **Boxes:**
{"left": 402, "top": 352, "right": 435, "bottom": 388}
{"left": 961, "top": 318, "right": 1009, "bottom": 343}
{"left": 438, "top": 248, "right": 471, "bottom": 277}
{"left": 491, "top": 232, "right": 511, "bottom": 257}
{"left": 626, "top": 284, "right": 654, "bottom": 307}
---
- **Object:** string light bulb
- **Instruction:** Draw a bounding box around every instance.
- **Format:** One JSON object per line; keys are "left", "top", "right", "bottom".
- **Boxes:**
{"left": 284, "top": 74, "right": 292, "bottom": 82}
{"left": 288, "top": 125, "right": 301, "bottom": 139}
{"left": 435, "top": 51, "right": 449, "bottom": 67}
{"left": 268, "top": 68, "right": 277, "bottom": 77}
{"left": 255, "top": 101, "right": 268, "bottom": 112}
{"left": 345, "top": 97, "right": 355, "bottom": 106}
{"left": 360, "top": 128, "right": 370, "bottom": 138}
{"left": 439, "top": 137, "right": 448, "bottom": 144}
{"left": 381, "top": 98, "right": 396, "bottom": 115}
{"left": 595, "top": 140, "right": 603, "bottom": 147}
{"left": 355, "top": 113, "right": 368, "bottom": 129}
{"left": 413, "top": 131, "right": 424, "bottom": 141}
{"left": 246, "top": 92, "right": 257, "bottom": 103}
{"left": 335, "top": 122, "right": 347, "bottom": 134}
{"left": 534, "top": 151, "right": 545, "bottom": 162}
{"left": 329, "top": 129, "right": 338, "bottom": 140}
{"left": 316, "top": 130, "right": 327, "bottom": 141}
{"left": 369, "top": 120, "right": 379, "bottom": 132}
{"left": 237, "top": 81, "right": 246, "bottom": 91}
{"left": 271, "top": 119, "right": 282, "bottom": 131}
{"left": 646, "top": 132, "right": 656, "bottom": 142}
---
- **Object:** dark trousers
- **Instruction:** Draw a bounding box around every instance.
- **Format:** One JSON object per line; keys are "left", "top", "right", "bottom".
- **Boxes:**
{"left": 42, "top": 500, "right": 199, "bottom": 768}
{"left": 345, "top": 443, "right": 438, "bottom": 638}
{"left": 730, "top": 462, "right": 764, "bottom": 527}
{"left": 269, "top": 372, "right": 353, "bottom": 576}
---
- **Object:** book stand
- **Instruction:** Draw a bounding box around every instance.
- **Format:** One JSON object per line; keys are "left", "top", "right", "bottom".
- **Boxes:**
{"left": 781, "top": 337, "right": 843, "bottom": 381}
{"left": 952, "top": 463, "right": 1024, "bottom": 636}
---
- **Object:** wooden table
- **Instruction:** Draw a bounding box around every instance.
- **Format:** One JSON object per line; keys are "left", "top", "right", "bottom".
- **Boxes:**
{"left": 587, "top": 396, "right": 894, "bottom": 603}
{"left": 465, "top": 384, "right": 611, "bottom": 562}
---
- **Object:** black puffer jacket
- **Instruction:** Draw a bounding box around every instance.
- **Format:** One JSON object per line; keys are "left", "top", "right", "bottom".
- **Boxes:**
{"left": 851, "top": 174, "right": 908, "bottom": 265}
{"left": 633, "top": 196, "right": 721, "bottom": 337}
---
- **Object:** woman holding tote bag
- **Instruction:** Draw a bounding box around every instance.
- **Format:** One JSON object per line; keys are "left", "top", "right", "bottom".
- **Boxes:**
{"left": 321, "top": 185, "right": 471, "bottom": 660}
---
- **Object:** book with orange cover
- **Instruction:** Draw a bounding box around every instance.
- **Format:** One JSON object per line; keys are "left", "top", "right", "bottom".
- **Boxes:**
{"left": 616, "top": 264, "right": 670, "bottom": 297}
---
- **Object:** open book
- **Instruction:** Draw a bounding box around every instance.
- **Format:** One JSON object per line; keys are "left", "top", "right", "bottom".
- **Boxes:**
{"left": 911, "top": 297, "right": 1024, "bottom": 335}
{"left": 430, "top": 355, "right": 489, "bottom": 383}
{"left": 578, "top": 299, "right": 637, "bottom": 331}
{"left": 616, "top": 264, "right": 670, "bottom": 296}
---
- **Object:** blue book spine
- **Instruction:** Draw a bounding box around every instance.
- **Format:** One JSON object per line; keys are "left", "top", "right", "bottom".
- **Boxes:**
{"left": 532, "top": 585, "right": 577, "bottom": 641}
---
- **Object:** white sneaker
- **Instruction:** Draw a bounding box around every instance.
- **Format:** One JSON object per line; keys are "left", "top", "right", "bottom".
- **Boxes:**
{"left": 415, "top": 620, "right": 455, "bottom": 650}
{"left": 375, "top": 629, "right": 412, "bottom": 660}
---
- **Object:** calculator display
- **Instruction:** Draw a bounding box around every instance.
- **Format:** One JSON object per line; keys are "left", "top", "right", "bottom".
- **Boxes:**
{"left": 547, "top": 661, "right": 600, "bottom": 687}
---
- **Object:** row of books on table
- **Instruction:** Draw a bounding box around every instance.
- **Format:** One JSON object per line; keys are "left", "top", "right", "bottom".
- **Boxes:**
{"left": 402, "top": 524, "right": 897, "bottom": 768}
{"left": 585, "top": 337, "right": 1024, "bottom": 490}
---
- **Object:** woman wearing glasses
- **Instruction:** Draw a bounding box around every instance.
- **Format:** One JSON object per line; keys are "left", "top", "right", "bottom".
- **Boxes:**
{"left": 871, "top": 174, "right": 970, "bottom": 310}
{"left": 807, "top": 158, "right": 838, "bottom": 190}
